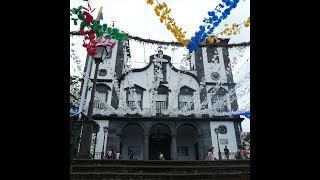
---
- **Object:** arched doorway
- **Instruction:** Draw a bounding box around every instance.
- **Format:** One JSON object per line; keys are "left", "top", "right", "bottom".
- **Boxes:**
{"left": 121, "top": 123, "right": 144, "bottom": 160}
{"left": 176, "top": 124, "right": 199, "bottom": 160}
{"left": 149, "top": 123, "right": 171, "bottom": 160}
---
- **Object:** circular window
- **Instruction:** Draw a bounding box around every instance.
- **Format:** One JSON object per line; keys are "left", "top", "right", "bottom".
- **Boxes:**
{"left": 98, "top": 69, "right": 107, "bottom": 76}
{"left": 211, "top": 72, "right": 220, "bottom": 80}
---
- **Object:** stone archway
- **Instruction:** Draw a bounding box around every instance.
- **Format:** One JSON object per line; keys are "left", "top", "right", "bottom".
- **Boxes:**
{"left": 176, "top": 123, "right": 199, "bottom": 160}
{"left": 121, "top": 123, "right": 144, "bottom": 160}
{"left": 149, "top": 123, "right": 172, "bottom": 160}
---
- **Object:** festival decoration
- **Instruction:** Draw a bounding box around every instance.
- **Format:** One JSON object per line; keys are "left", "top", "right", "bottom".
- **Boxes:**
{"left": 205, "top": 16, "right": 250, "bottom": 43}
{"left": 145, "top": 0, "right": 246, "bottom": 52}
{"left": 70, "top": 3, "right": 128, "bottom": 56}
{"left": 147, "top": 1, "right": 191, "bottom": 46}
{"left": 70, "top": 30, "right": 250, "bottom": 48}
{"left": 187, "top": 0, "right": 240, "bottom": 52}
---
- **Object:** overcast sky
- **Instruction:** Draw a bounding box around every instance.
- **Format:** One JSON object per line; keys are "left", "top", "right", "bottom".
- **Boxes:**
{"left": 70, "top": 0, "right": 250, "bottom": 132}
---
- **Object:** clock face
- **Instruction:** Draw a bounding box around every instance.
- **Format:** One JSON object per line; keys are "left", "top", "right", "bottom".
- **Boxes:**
{"left": 211, "top": 72, "right": 220, "bottom": 80}
{"left": 218, "top": 125, "right": 227, "bottom": 134}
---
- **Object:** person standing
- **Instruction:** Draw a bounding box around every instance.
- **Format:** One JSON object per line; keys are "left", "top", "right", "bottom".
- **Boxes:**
{"left": 128, "top": 147, "right": 134, "bottom": 160}
{"left": 224, "top": 145, "right": 230, "bottom": 160}
{"left": 207, "top": 146, "right": 214, "bottom": 160}
{"left": 240, "top": 146, "right": 246, "bottom": 159}
{"left": 159, "top": 152, "right": 165, "bottom": 160}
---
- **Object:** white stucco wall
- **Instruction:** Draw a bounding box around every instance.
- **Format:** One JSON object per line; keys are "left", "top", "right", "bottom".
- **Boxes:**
{"left": 210, "top": 121, "right": 238, "bottom": 159}
{"left": 121, "top": 59, "right": 201, "bottom": 116}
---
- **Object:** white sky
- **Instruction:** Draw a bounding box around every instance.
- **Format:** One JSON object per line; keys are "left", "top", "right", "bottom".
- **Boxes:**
{"left": 70, "top": 0, "right": 250, "bottom": 132}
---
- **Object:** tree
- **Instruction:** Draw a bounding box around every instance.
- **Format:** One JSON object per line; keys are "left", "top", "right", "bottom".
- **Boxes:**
{"left": 70, "top": 75, "right": 81, "bottom": 108}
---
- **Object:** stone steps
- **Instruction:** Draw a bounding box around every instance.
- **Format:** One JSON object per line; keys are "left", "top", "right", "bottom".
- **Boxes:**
{"left": 71, "top": 160, "right": 250, "bottom": 180}
{"left": 72, "top": 165, "right": 249, "bottom": 174}
{"left": 71, "top": 172, "right": 250, "bottom": 180}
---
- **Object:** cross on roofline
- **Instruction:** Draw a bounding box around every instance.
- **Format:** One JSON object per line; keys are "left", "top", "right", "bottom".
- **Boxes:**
{"left": 111, "top": 19, "right": 116, "bottom": 27}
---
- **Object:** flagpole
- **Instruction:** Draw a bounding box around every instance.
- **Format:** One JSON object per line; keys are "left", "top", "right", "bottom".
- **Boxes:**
{"left": 78, "top": 6, "right": 103, "bottom": 120}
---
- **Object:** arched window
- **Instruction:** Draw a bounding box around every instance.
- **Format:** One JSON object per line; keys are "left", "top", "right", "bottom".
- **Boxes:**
{"left": 94, "top": 84, "right": 111, "bottom": 109}
{"left": 210, "top": 87, "right": 228, "bottom": 112}
{"left": 178, "top": 86, "right": 195, "bottom": 110}
{"left": 127, "top": 92, "right": 142, "bottom": 110}
{"left": 125, "top": 85, "right": 146, "bottom": 110}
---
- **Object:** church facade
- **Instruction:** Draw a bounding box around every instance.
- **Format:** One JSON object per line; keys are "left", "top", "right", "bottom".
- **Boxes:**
{"left": 82, "top": 39, "right": 244, "bottom": 160}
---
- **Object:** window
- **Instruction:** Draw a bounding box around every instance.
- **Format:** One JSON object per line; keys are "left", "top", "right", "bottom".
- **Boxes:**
{"left": 179, "top": 94, "right": 194, "bottom": 110}
{"left": 178, "top": 86, "right": 195, "bottom": 110}
{"left": 210, "top": 87, "right": 228, "bottom": 113}
{"left": 207, "top": 47, "right": 219, "bottom": 63}
{"left": 156, "top": 101, "right": 166, "bottom": 114}
{"left": 220, "top": 139, "right": 228, "bottom": 145}
{"left": 155, "top": 94, "right": 167, "bottom": 114}
{"left": 212, "top": 94, "right": 228, "bottom": 112}
{"left": 127, "top": 93, "right": 142, "bottom": 110}
{"left": 98, "top": 69, "right": 107, "bottom": 76}
{"left": 125, "top": 85, "right": 146, "bottom": 111}
{"left": 94, "top": 84, "right": 110, "bottom": 109}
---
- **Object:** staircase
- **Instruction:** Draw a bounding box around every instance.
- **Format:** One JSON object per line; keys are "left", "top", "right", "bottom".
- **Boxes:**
{"left": 71, "top": 159, "right": 250, "bottom": 180}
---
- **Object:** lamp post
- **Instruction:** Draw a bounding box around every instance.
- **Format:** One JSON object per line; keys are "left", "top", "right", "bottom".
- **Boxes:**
{"left": 101, "top": 126, "right": 108, "bottom": 159}
{"left": 78, "top": 46, "right": 108, "bottom": 159}
{"left": 214, "top": 128, "right": 222, "bottom": 160}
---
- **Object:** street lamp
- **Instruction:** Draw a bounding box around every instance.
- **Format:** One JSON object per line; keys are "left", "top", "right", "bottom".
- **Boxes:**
{"left": 78, "top": 45, "right": 108, "bottom": 159}
{"left": 101, "top": 126, "right": 108, "bottom": 159}
{"left": 214, "top": 128, "right": 222, "bottom": 160}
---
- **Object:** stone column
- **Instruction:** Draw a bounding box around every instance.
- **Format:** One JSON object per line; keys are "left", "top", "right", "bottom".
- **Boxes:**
{"left": 198, "top": 134, "right": 205, "bottom": 160}
{"left": 171, "top": 133, "right": 177, "bottom": 160}
{"left": 144, "top": 133, "right": 149, "bottom": 160}
{"left": 115, "top": 132, "right": 122, "bottom": 156}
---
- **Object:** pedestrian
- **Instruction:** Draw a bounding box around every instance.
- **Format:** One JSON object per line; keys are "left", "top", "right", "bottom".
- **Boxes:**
{"left": 207, "top": 146, "right": 214, "bottom": 160}
{"left": 239, "top": 146, "right": 246, "bottom": 159}
{"left": 107, "top": 148, "right": 112, "bottom": 159}
{"left": 159, "top": 152, "right": 165, "bottom": 160}
{"left": 224, "top": 145, "right": 230, "bottom": 160}
{"left": 128, "top": 147, "right": 134, "bottom": 160}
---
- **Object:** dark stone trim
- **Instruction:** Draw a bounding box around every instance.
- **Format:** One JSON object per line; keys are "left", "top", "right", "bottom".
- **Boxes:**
{"left": 92, "top": 115, "right": 244, "bottom": 122}
{"left": 228, "top": 83, "right": 239, "bottom": 111}
{"left": 208, "top": 87, "right": 228, "bottom": 94}
{"left": 124, "top": 84, "right": 146, "bottom": 91}
{"left": 206, "top": 82, "right": 236, "bottom": 86}
{"left": 221, "top": 43, "right": 234, "bottom": 83}
{"left": 234, "top": 121, "right": 241, "bottom": 147}
{"left": 160, "top": 81, "right": 168, "bottom": 84}
{"left": 178, "top": 114, "right": 196, "bottom": 118}
{"left": 115, "top": 42, "right": 125, "bottom": 79}
{"left": 90, "top": 79, "right": 113, "bottom": 83}
{"left": 110, "top": 87, "right": 119, "bottom": 109}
